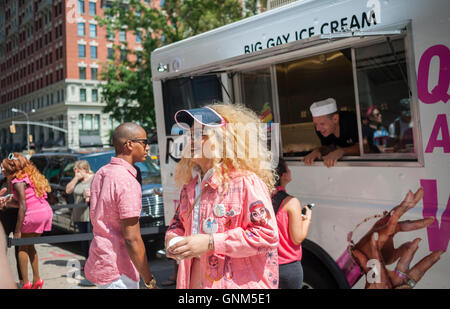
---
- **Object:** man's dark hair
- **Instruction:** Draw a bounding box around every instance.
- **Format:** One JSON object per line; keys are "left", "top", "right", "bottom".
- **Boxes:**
{"left": 327, "top": 111, "right": 339, "bottom": 119}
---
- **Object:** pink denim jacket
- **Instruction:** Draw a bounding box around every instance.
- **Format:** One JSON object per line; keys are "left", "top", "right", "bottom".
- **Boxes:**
{"left": 166, "top": 170, "right": 279, "bottom": 289}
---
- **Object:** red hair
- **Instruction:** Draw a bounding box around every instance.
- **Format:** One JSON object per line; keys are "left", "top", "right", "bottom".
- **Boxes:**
{"left": 1, "top": 153, "right": 51, "bottom": 198}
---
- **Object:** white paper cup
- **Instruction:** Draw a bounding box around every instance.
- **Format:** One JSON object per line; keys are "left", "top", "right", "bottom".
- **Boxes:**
{"left": 168, "top": 236, "right": 184, "bottom": 248}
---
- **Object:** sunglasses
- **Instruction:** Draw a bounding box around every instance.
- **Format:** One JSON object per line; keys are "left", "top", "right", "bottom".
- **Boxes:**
{"left": 8, "top": 153, "right": 18, "bottom": 160}
{"left": 125, "top": 139, "right": 149, "bottom": 148}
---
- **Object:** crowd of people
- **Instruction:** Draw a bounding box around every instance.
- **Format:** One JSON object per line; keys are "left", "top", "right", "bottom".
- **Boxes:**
{"left": 0, "top": 100, "right": 443, "bottom": 290}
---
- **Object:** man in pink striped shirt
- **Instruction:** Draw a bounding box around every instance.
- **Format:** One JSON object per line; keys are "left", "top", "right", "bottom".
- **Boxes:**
{"left": 85, "top": 123, "right": 157, "bottom": 289}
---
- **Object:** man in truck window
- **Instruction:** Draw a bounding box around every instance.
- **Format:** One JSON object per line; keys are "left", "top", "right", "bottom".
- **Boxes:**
{"left": 304, "top": 98, "right": 360, "bottom": 167}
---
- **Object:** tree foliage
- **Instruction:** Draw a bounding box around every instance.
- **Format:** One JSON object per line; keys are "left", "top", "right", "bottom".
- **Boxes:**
{"left": 97, "top": 0, "right": 266, "bottom": 133}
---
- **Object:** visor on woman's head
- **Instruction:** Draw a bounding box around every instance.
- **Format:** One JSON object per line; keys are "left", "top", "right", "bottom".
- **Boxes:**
{"left": 174, "top": 107, "right": 226, "bottom": 130}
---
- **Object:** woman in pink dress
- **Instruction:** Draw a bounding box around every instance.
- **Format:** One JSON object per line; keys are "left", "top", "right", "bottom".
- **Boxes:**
{"left": 1, "top": 152, "right": 52, "bottom": 289}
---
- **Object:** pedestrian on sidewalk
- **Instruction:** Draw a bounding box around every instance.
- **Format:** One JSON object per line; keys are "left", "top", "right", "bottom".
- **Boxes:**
{"left": 0, "top": 187, "right": 24, "bottom": 287}
{"left": 65, "top": 160, "right": 94, "bottom": 260}
{"left": 0, "top": 222, "right": 16, "bottom": 289}
{"left": 0, "top": 152, "right": 52, "bottom": 289}
{"left": 165, "top": 104, "right": 279, "bottom": 289}
{"left": 272, "top": 159, "right": 312, "bottom": 289}
{"left": 84, "top": 123, "right": 157, "bottom": 289}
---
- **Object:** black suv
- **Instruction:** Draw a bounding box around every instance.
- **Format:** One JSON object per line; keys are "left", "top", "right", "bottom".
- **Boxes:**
{"left": 29, "top": 150, "right": 165, "bottom": 256}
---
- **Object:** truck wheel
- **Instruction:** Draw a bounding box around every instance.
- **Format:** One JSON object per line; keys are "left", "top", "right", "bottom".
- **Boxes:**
{"left": 302, "top": 252, "right": 339, "bottom": 289}
{"left": 301, "top": 239, "right": 350, "bottom": 289}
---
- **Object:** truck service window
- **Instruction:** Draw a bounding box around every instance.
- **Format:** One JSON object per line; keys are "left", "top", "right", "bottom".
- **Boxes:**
{"left": 240, "top": 68, "right": 274, "bottom": 122}
{"left": 276, "top": 49, "right": 357, "bottom": 158}
{"left": 355, "top": 38, "right": 416, "bottom": 158}
{"left": 238, "top": 68, "right": 275, "bottom": 146}
{"left": 162, "top": 75, "right": 223, "bottom": 135}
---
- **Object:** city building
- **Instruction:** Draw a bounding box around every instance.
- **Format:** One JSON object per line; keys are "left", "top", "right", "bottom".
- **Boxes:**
{"left": 0, "top": 0, "right": 160, "bottom": 154}
{"left": 267, "top": 0, "right": 298, "bottom": 10}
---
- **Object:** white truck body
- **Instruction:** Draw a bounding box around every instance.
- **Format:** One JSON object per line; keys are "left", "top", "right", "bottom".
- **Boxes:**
{"left": 151, "top": 0, "right": 450, "bottom": 288}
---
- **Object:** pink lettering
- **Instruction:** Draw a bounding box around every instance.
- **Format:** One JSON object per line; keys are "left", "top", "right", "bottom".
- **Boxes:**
{"left": 420, "top": 179, "right": 450, "bottom": 252}
{"left": 425, "top": 114, "right": 450, "bottom": 153}
{"left": 417, "top": 45, "right": 450, "bottom": 104}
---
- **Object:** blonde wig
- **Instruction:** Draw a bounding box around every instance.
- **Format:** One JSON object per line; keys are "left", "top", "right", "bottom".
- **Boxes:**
{"left": 174, "top": 103, "right": 277, "bottom": 193}
{"left": 2, "top": 153, "right": 51, "bottom": 198}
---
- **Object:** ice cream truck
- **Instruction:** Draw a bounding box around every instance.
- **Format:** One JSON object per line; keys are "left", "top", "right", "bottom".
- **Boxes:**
{"left": 151, "top": 0, "right": 449, "bottom": 288}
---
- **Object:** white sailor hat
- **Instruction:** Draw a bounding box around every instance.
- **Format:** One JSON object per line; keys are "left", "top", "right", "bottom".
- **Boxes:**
{"left": 310, "top": 98, "right": 338, "bottom": 117}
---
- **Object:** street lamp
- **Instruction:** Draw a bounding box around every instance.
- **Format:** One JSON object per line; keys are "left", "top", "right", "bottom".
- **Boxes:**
{"left": 11, "top": 108, "right": 36, "bottom": 156}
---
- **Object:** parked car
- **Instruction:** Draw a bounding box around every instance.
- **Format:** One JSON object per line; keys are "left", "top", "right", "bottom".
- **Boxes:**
{"left": 28, "top": 150, "right": 165, "bottom": 256}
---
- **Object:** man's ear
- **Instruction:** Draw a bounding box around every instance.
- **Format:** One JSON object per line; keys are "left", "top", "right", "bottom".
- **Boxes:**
{"left": 332, "top": 114, "right": 339, "bottom": 124}
{"left": 122, "top": 140, "right": 132, "bottom": 153}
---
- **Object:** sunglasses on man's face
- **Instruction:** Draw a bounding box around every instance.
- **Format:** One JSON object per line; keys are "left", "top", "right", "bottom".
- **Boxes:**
{"left": 125, "top": 139, "right": 149, "bottom": 148}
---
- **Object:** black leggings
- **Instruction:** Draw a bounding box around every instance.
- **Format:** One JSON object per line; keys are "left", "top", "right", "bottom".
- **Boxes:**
{"left": 279, "top": 260, "right": 303, "bottom": 289}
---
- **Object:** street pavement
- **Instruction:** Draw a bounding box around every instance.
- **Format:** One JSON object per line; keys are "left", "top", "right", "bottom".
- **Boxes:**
{"left": 6, "top": 240, "right": 176, "bottom": 289}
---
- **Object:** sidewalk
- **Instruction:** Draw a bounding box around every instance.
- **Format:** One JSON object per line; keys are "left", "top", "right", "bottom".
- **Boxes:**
{"left": 7, "top": 242, "right": 96, "bottom": 289}
{"left": 6, "top": 241, "right": 176, "bottom": 289}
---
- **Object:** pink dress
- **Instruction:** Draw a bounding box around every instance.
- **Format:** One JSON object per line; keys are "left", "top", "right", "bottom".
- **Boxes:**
{"left": 11, "top": 176, "right": 53, "bottom": 234}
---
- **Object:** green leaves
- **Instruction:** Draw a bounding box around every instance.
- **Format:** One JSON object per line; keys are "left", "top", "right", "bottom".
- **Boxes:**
{"left": 97, "top": 0, "right": 265, "bottom": 134}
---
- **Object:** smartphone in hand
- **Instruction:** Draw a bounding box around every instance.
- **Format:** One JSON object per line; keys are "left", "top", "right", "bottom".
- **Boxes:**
{"left": 301, "top": 203, "right": 315, "bottom": 215}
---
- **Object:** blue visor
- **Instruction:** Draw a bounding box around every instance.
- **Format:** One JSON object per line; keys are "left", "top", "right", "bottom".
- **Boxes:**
{"left": 174, "top": 107, "right": 226, "bottom": 130}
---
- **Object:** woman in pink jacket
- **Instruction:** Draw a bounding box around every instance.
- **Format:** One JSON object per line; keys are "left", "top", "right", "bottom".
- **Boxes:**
{"left": 165, "top": 104, "right": 279, "bottom": 289}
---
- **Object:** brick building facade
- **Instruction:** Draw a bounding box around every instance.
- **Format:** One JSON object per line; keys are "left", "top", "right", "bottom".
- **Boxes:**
{"left": 0, "top": 0, "right": 160, "bottom": 153}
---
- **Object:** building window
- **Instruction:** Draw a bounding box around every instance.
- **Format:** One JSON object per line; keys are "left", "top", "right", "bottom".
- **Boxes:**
{"left": 90, "top": 45, "right": 97, "bottom": 59}
{"left": 79, "top": 67, "right": 86, "bottom": 79}
{"left": 80, "top": 88, "right": 87, "bottom": 102}
{"left": 136, "top": 31, "right": 142, "bottom": 44}
{"left": 85, "top": 114, "right": 93, "bottom": 130}
{"left": 91, "top": 68, "right": 98, "bottom": 80}
{"left": 78, "top": 114, "right": 84, "bottom": 130}
{"left": 120, "top": 50, "right": 127, "bottom": 62}
{"left": 89, "top": 2, "right": 96, "bottom": 16}
{"left": 78, "top": 44, "right": 86, "bottom": 58}
{"left": 107, "top": 47, "right": 114, "bottom": 60}
{"left": 77, "top": 22, "right": 85, "bottom": 36}
{"left": 94, "top": 114, "right": 100, "bottom": 130}
{"left": 78, "top": 0, "right": 85, "bottom": 15}
{"left": 89, "top": 24, "right": 97, "bottom": 38}
{"left": 119, "top": 30, "right": 126, "bottom": 42}
{"left": 92, "top": 89, "right": 98, "bottom": 102}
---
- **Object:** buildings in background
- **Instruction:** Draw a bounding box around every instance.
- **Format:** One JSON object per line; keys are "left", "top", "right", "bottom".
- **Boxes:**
{"left": 0, "top": 0, "right": 160, "bottom": 154}
{"left": 267, "top": 0, "right": 298, "bottom": 10}
{"left": 0, "top": 0, "right": 270, "bottom": 154}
